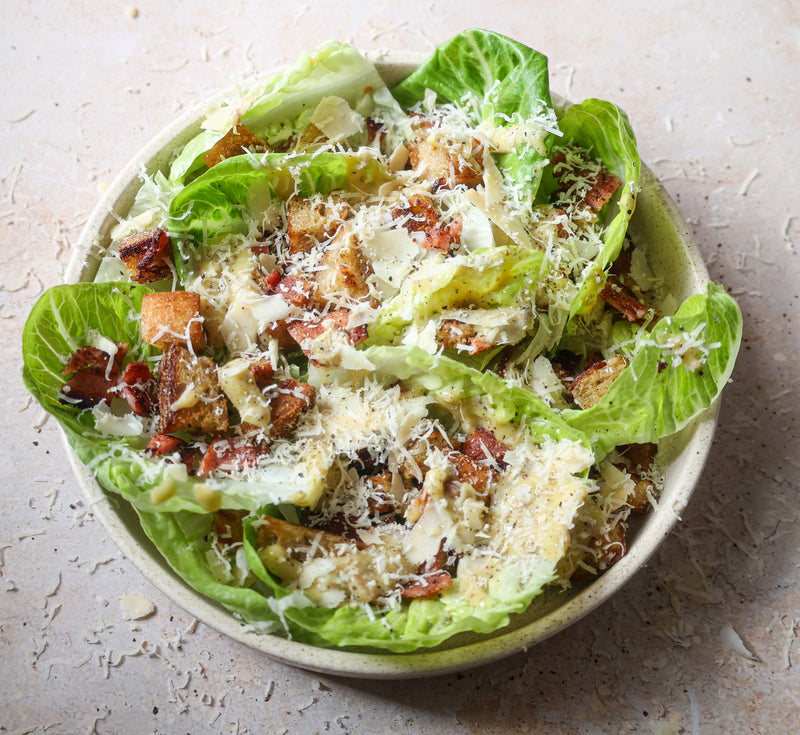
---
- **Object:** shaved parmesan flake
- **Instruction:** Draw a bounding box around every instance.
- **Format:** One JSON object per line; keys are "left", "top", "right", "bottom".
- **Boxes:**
{"left": 720, "top": 623, "right": 760, "bottom": 661}
{"left": 120, "top": 593, "right": 156, "bottom": 620}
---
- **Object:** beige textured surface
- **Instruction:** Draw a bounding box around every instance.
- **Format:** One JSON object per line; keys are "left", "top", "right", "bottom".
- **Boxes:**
{"left": 2, "top": 2, "right": 798, "bottom": 733}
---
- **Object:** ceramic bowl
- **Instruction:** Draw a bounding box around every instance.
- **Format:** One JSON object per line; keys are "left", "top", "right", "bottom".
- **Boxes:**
{"left": 64, "top": 52, "right": 716, "bottom": 678}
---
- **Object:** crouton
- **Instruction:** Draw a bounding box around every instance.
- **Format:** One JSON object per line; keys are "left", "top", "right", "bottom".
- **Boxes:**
{"left": 313, "top": 229, "right": 373, "bottom": 307}
{"left": 398, "top": 429, "right": 454, "bottom": 484}
{"left": 571, "top": 520, "right": 627, "bottom": 581}
{"left": 203, "top": 124, "right": 268, "bottom": 168}
{"left": 157, "top": 343, "right": 228, "bottom": 435}
{"left": 446, "top": 450, "right": 498, "bottom": 496}
{"left": 570, "top": 354, "right": 628, "bottom": 409}
{"left": 118, "top": 228, "right": 173, "bottom": 283}
{"left": 140, "top": 291, "right": 206, "bottom": 352}
{"left": 435, "top": 320, "right": 493, "bottom": 355}
{"left": 286, "top": 196, "right": 348, "bottom": 254}
{"left": 213, "top": 509, "right": 247, "bottom": 545}
{"left": 268, "top": 378, "right": 316, "bottom": 438}
{"left": 407, "top": 119, "right": 483, "bottom": 189}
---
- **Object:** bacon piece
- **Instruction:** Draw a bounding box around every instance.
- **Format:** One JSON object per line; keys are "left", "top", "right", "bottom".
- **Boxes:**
{"left": 461, "top": 426, "right": 508, "bottom": 468}
{"left": 401, "top": 541, "right": 452, "bottom": 598}
{"left": 60, "top": 343, "right": 128, "bottom": 408}
{"left": 257, "top": 267, "right": 283, "bottom": 295}
{"left": 365, "top": 117, "right": 386, "bottom": 147}
{"left": 599, "top": 275, "right": 650, "bottom": 322}
{"left": 197, "top": 435, "right": 270, "bottom": 477}
{"left": 144, "top": 433, "right": 199, "bottom": 474}
{"left": 286, "top": 309, "right": 368, "bottom": 353}
{"left": 214, "top": 509, "right": 247, "bottom": 546}
{"left": 116, "top": 361, "right": 156, "bottom": 417}
{"left": 392, "top": 194, "right": 463, "bottom": 252}
{"left": 274, "top": 276, "right": 314, "bottom": 308}
{"left": 269, "top": 378, "right": 316, "bottom": 439}
{"left": 400, "top": 569, "right": 453, "bottom": 598}
{"left": 118, "top": 228, "right": 173, "bottom": 283}
{"left": 551, "top": 151, "right": 622, "bottom": 212}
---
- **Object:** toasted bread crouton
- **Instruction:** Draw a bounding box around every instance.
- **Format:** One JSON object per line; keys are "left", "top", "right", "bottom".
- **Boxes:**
{"left": 446, "top": 450, "right": 498, "bottom": 496}
{"left": 571, "top": 520, "right": 627, "bottom": 581}
{"left": 119, "top": 228, "right": 173, "bottom": 283}
{"left": 313, "top": 229, "right": 373, "bottom": 307}
{"left": 398, "top": 428, "right": 455, "bottom": 484}
{"left": 140, "top": 291, "right": 206, "bottom": 352}
{"left": 570, "top": 354, "right": 628, "bottom": 409}
{"left": 268, "top": 378, "right": 316, "bottom": 438}
{"left": 435, "top": 320, "right": 493, "bottom": 355}
{"left": 213, "top": 509, "right": 247, "bottom": 546}
{"left": 407, "top": 119, "right": 483, "bottom": 189}
{"left": 157, "top": 343, "right": 228, "bottom": 435}
{"left": 203, "top": 124, "right": 268, "bottom": 168}
{"left": 286, "top": 196, "right": 348, "bottom": 254}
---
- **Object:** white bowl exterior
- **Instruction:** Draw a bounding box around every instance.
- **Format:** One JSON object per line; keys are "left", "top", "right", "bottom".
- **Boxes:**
{"left": 63, "top": 55, "right": 716, "bottom": 678}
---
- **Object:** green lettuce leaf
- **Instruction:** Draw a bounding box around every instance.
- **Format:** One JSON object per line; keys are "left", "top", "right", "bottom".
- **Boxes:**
{"left": 170, "top": 40, "right": 401, "bottom": 184}
{"left": 554, "top": 98, "right": 641, "bottom": 318}
{"left": 167, "top": 151, "right": 390, "bottom": 282}
{"left": 137, "top": 345, "right": 591, "bottom": 651}
{"left": 392, "top": 29, "right": 555, "bottom": 199}
{"left": 368, "top": 246, "right": 545, "bottom": 345}
{"left": 562, "top": 283, "right": 742, "bottom": 457}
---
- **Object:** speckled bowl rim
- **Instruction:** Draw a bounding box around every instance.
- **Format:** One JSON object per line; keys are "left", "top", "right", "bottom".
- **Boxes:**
{"left": 63, "top": 51, "right": 717, "bottom": 679}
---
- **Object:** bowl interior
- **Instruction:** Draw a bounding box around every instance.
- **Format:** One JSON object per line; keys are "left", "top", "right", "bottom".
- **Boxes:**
{"left": 64, "top": 55, "right": 715, "bottom": 678}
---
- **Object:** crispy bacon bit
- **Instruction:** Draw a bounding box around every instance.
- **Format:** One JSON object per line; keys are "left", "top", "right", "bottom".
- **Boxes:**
{"left": 214, "top": 509, "right": 247, "bottom": 546}
{"left": 144, "top": 433, "right": 199, "bottom": 474}
{"left": 248, "top": 359, "right": 275, "bottom": 391}
{"left": 599, "top": 275, "right": 650, "bottom": 322}
{"left": 400, "top": 569, "right": 453, "bottom": 598}
{"left": 570, "top": 354, "right": 628, "bottom": 410}
{"left": 286, "top": 309, "right": 368, "bottom": 352}
{"left": 269, "top": 378, "right": 316, "bottom": 439}
{"left": 392, "top": 194, "right": 463, "bottom": 252}
{"left": 274, "top": 276, "right": 314, "bottom": 308}
{"left": 60, "top": 343, "right": 128, "bottom": 408}
{"left": 365, "top": 117, "right": 386, "bottom": 146}
{"left": 197, "top": 435, "right": 270, "bottom": 477}
{"left": 401, "top": 541, "right": 452, "bottom": 598}
{"left": 551, "top": 151, "right": 622, "bottom": 212}
{"left": 258, "top": 267, "right": 283, "bottom": 294}
{"left": 461, "top": 426, "right": 508, "bottom": 468}
{"left": 118, "top": 228, "right": 173, "bottom": 283}
{"left": 116, "top": 361, "right": 156, "bottom": 417}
